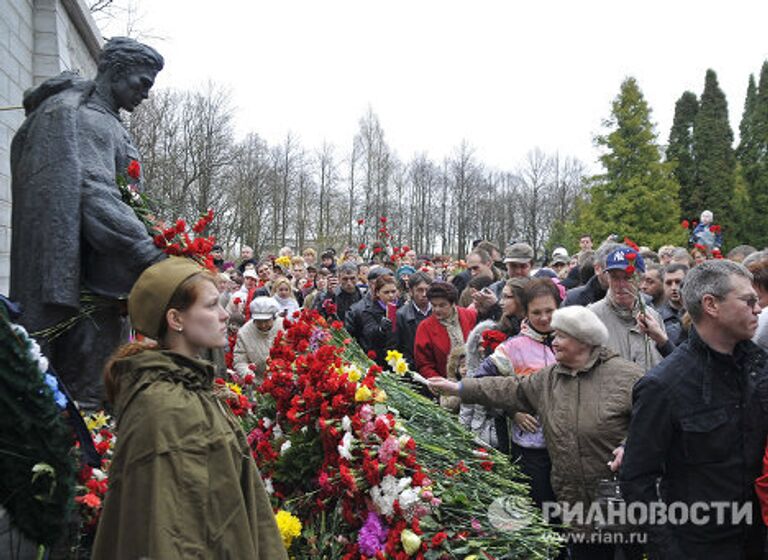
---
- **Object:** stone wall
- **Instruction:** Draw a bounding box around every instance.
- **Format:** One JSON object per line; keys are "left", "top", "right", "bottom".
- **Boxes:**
{"left": 0, "top": 0, "right": 101, "bottom": 295}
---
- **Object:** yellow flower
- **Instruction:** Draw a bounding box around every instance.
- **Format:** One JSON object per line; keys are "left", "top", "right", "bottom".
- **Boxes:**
{"left": 355, "top": 385, "right": 373, "bottom": 402}
{"left": 275, "top": 255, "right": 292, "bottom": 269}
{"left": 394, "top": 359, "right": 409, "bottom": 375}
{"left": 275, "top": 510, "right": 302, "bottom": 549}
{"left": 374, "top": 388, "right": 388, "bottom": 403}
{"left": 345, "top": 365, "right": 362, "bottom": 383}
{"left": 85, "top": 411, "right": 109, "bottom": 432}
{"left": 400, "top": 528, "right": 422, "bottom": 555}
{"left": 385, "top": 349, "right": 403, "bottom": 365}
{"left": 226, "top": 382, "right": 242, "bottom": 395}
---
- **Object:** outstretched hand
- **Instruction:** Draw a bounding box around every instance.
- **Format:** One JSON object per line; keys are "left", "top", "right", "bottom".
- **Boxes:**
{"left": 426, "top": 377, "right": 460, "bottom": 397}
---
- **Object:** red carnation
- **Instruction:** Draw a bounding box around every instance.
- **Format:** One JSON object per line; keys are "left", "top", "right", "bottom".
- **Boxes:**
{"left": 359, "top": 243, "right": 366, "bottom": 251}
{"left": 625, "top": 265, "right": 636, "bottom": 274}
{"left": 431, "top": 532, "right": 448, "bottom": 547}
{"left": 480, "top": 330, "right": 507, "bottom": 352}
{"left": 402, "top": 245, "right": 411, "bottom": 252}
{"left": 626, "top": 252, "right": 637, "bottom": 261}
{"left": 623, "top": 237, "right": 640, "bottom": 251}
{"left": 175, "top": 219, "right": 186, "bottom": 233}
{"left": 480, "top": 460, "right": 494, "bottom": 471}
{"left": 367, "top": 350, "right": 377, "bottom": 360}
{"left": 694, "top": 243, "right": 707, "bottom": 251}
{"left": 380, "top": 216, "right": 387, "bottom": 223}
{"left": 127, "top": 159, "right": 141, "bottom": 180}
{"left": 357, "top": 218, "right": 365, "bottom": 225}
{"left": 373, "top": 247, "right": 382, "bottom": 254}
{"left": 681, "top": 220, "right": 690, "bottom": 229}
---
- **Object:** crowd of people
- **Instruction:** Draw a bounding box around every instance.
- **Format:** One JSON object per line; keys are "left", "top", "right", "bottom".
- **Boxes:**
{"left": 204, "top": 216, "right": 768, "bottom": 559}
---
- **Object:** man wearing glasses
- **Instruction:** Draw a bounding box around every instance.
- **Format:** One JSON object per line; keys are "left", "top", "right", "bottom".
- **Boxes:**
{"left": 620, "top": 260, "right": 768, "bottom": 558}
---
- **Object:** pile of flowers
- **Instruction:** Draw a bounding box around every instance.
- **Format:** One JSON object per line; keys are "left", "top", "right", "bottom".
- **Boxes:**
{"left": 75, "top": 412, "right": 115, "bottom": 534}
{"left": 234, "top": 308, "right": 558, "bottom": 558}
{"left": 151, "top": 211, "right": 217, "bottom": 269}
{"left": 117, "top": 159, "right": 218, "bottom": 269}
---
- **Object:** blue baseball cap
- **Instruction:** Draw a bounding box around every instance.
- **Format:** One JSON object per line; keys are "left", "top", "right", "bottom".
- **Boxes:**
{"left": 604, "top": 247, "right": 645, "bottom": 273}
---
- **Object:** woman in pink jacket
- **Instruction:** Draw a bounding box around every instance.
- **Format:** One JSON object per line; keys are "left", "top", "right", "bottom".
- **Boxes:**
{"left": 470, "top": 278, "right": 561, "bottom": 509}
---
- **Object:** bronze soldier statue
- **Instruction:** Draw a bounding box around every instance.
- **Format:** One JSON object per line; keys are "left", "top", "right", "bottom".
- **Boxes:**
{"left": 10, "top": 37, "right": 166, "bottom": 408}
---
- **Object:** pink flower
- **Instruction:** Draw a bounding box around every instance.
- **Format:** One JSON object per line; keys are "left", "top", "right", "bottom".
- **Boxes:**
{"left": 378, "top": 435, "right": 400, "bottom": 463}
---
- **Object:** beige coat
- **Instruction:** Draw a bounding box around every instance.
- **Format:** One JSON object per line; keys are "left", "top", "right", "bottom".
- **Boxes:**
{"left": 461, "top": 347, "right": 644, "bottom": 511}
{"left": 233, "top": 319, "right": 282, "bottom": 380}
{"left": 588, "top": 295, "right": 665, "bottom": 372}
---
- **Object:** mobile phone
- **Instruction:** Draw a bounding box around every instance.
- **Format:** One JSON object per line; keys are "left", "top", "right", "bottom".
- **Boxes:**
{"left": 386, "top": 302, "right": 397, "bottom": 325}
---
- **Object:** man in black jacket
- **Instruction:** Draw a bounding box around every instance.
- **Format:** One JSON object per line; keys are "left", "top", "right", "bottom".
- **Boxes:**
{"left": 396, "top": 272, "right": 433, "bottom": 369}
{"left": 315, "top": 262, "right": 363, "bottom": 323}
{"left": 620, "top": 260, "right": 768, "bottom": 559}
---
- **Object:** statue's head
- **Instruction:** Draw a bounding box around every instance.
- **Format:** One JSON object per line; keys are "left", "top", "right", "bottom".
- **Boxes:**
{"left": 97, "top": 37, "right": 164, "bottom": 112}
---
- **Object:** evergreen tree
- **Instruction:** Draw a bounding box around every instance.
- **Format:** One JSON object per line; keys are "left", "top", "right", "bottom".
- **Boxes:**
{"left": 569, "top": 77, "right": 683, "bottom": 248}
{"left": 666, "top": 91, "right": 698, "bottom": 219}
{"left": 737, "top": 75, "right": 758, "bottom": 174}
{"left": 691, "top": 69, "right": 736, "bottom": 237}
{"left": 736, "top": 74, "right": 760, "bottom": 244}
{"left": 745, "top": 62, "right": 768, "bottom": 247}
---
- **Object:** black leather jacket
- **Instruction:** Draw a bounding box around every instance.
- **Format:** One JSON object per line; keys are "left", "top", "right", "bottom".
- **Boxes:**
{"left": 621, "top": 327, "right": 768, "bottom": 559}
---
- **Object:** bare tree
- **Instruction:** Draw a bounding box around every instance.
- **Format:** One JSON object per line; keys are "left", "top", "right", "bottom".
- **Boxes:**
{"left": 129, "top": 90, "right": 588, "bottom": 260}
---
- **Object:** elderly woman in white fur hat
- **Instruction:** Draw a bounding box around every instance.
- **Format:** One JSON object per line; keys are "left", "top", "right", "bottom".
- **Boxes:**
{"left": 429, "top": 305, "right": 645, "bottom": 558}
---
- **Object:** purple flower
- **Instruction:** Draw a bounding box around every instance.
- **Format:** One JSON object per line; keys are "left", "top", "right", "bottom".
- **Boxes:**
{"left": 308, "top": 327, "right": 332, "bottom": 352}
{"left": 357, "top": 511, "right": 388, "bottom": 556}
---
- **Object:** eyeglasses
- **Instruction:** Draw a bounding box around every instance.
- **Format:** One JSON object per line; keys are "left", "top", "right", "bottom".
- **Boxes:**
{"left": 710, "top": 293, "right": 760, "bottom": 308}
{"left": 735, "top": 295, "right": 760, "bottom": 308}
{"left": 468, "top": 266, "right": 481, "bottom": 271}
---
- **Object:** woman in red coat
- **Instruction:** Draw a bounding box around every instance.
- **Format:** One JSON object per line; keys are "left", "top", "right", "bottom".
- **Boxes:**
{"left": 414, "top": 282, "right": 477, "bottom": 378}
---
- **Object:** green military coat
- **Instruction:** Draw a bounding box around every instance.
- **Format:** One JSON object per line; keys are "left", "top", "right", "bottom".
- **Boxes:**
{"left": 92, "top": 350, "right": 287, "bottom": 560}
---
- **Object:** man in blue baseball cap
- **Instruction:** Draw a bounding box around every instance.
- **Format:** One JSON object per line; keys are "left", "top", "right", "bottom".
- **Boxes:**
{"left": 587, "top": 245, "right": 675, "bottom": 371}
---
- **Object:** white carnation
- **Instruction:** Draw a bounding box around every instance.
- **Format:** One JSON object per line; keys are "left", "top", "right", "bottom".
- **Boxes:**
{"left": 341, "top": 415, "right": 352, "bottom": 432}
{"left": 338, "top": 431, "right": 354, "bottom": 461}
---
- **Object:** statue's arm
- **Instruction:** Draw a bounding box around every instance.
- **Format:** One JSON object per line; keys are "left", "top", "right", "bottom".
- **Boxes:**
{"left": 77, "top": 109, "right": 163, "bottom": 266}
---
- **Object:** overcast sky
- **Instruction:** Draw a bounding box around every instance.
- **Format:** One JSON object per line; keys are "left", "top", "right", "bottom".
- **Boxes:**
{"left": 100, "top": 1, "right": 768, "bottom": 173}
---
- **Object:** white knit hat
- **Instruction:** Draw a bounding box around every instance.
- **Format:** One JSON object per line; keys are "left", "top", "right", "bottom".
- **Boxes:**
{"left": 250, "top": 296, "right": 280, "bottom": 320}
{"left": 551, "top": 306, "right": 608, "bottom": 347}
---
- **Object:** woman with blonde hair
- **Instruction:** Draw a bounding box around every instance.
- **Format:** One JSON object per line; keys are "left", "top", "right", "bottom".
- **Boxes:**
{"left": 271, "top": 276, "right": 300, "bottom": 317}
{"left": 93, "top": 257, "right": 286, "bottom": 560}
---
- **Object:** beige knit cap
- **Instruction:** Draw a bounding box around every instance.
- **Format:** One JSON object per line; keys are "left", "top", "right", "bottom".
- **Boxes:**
{"left": 550, "top": 306, "right": 609, "bottom": 347}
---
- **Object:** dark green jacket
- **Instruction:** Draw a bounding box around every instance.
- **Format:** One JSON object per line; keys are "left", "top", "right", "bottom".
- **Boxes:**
{"left": 92, "top": 350, "right": 287, "bottom": 560}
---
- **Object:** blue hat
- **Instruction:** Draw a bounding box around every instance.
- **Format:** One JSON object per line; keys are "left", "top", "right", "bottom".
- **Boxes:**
{"left": 604, "top": 247, "right": 645, "bottom": 274}
{"left": 396, "top": 265, "right": 416, "bottom": 281}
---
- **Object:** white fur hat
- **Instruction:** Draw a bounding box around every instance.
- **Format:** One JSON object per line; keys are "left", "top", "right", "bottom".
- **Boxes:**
{"left": 551, "top": 306, "right": 608, "bottom": 347}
